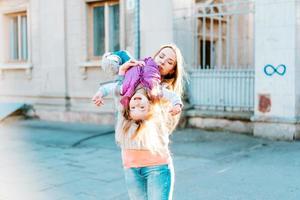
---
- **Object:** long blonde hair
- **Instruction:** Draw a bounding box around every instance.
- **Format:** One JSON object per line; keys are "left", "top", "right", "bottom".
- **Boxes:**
{"left": 120, "top": 102, "right": 169, "bottom": 155}
{"left": 153, "top": 44, "right": 187, "bottom": 132}
{"left": 153, "top": 44, "right": 187, "bottom": 98}
{"left": 122, "top": 105, "right": 154, "bottom": 140}
{"left": 122, "top": 88, "right": 156, "bottom": 140}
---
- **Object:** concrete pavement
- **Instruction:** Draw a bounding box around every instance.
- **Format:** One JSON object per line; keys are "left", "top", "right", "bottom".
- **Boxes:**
{"left": 1, "top": 119, "right": 300, "bottom": 200}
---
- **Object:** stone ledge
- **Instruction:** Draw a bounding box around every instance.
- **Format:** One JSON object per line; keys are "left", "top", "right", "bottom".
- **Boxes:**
{"left": 187, "top": 116, "right": 253, "bottom": 135}
{"left": 254, "top": 122, "right": 300, "bottom": 141}
{"left": 33, "top": 109, "right": 115, "bottom": 125}
{"left": 79, "top": 61, "right": 101, "bottom": 80}
{"left": 0, "top": 63, "right": 33, "bottom": 79}
{"left": 185, "top": 109, "right": 253, "bottom": 121}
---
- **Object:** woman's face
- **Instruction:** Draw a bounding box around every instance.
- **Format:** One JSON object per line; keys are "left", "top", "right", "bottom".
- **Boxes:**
{"left": 129, "top": 90, "right": 150, "bottom": 121}
{"left": 154, "top": 47, "right": 176, "bottom": 76}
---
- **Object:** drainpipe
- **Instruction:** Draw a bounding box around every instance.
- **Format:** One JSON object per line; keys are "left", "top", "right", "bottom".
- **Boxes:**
{"left": 63, "top": 0, "right": 71, "bottom": 111}
{"left": 134, "top": 0, "right": 140, "bottom": 59}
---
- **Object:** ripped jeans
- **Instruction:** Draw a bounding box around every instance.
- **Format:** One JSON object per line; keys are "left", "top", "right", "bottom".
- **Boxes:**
{"left": 124, "top": 164, "right": 174, "bottom": 200}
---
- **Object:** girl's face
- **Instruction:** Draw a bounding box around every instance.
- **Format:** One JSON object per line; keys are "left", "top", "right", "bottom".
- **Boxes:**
{"left": 154, "top": 47, "right": 177, "bottom": 76}
{"left": 129, "top": 90, "right": 150, "bottom": 121}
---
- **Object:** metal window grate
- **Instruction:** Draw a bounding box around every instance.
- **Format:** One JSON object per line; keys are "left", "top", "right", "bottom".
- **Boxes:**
{"left": 188, "top": 0, "right": 255, "bottom": 111}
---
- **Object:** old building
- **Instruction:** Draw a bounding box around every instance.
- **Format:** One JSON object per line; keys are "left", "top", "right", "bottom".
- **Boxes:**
{"left": 1, "top": 0, "right": 300, "bottom": 140}
{"left": 0, "top": 0, "right": 173, "bottom": 124}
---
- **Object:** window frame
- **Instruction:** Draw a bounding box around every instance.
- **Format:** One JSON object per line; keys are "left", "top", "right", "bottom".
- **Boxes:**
{"left": 4, "top": 11, "right": 28, "bottom": 63}
{"left": 87, "top": 0, "right": 120, "bottom": 61}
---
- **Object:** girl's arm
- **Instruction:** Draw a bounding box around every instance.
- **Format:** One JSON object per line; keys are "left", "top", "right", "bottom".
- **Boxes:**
{"left": 97, "top": 75, "right": 125, "bottom": 96}
{"left": 118, "top": 59, "right": 145, "bottom": 75}
{"left": 92, "top": 82, "right": 119, "bottom": 106}
{"left": 98, "top": 82, "right": 117, "bottom": 97}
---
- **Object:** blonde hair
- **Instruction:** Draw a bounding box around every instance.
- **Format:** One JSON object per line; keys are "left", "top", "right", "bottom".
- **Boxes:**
{"left": 153, "top": 44, "right": 187, "bottom": 132}
{"left": 122, "top": 89, "right": 156, "bottom": 140}
{"left": 153, "top": 44, "right": 187, "bottom": 98}
{"left": 122, "top": 109, "right": 154, "bottom": 140}
{"left": 120, "top": 102, "right": 169, "bottom": 155}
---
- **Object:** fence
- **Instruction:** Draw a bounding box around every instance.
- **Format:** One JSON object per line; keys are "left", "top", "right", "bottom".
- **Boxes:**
{"left": 188, "top": 0, "right": 255, "bottom": 111}
{"left": 189, "top": 69, "right": 254, "bottom": 111}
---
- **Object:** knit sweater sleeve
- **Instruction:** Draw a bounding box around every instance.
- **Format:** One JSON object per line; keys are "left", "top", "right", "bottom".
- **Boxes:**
{"left": 161, "top": 87, "right": 183, "bottom": 107}
{"left": 97, "top": 75, "right": 124, "bottom": 97}
{"left": 97, "top": 82, "right": 117, "bottom": 97}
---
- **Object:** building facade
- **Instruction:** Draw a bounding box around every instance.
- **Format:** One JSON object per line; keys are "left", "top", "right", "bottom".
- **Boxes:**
{"left": 181, "top": 0, "right": 300, "bottom": 140}
{"left": 0, "top": 0, "right": 173, "bottom": 124}
{"left": 1, "top": 0, "right": 300, "bottom": 140}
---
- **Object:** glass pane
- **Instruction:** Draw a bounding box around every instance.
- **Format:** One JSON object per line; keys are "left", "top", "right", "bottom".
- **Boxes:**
{"left": 9, "top": 17, "right": 18, "bottom": 60}
{"left": 109, "top": 4, "right": 120, "bottom": 52}
{"left": 93, "top": 6, "right": 105, "bottom": 56}
{"left": 21, "top": 15, "right": 28, "bottom": 60}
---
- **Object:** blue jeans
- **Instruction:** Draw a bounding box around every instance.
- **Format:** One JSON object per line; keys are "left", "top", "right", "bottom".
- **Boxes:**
{"left": 124, "top": 164, "right": 174, "bottom": 200}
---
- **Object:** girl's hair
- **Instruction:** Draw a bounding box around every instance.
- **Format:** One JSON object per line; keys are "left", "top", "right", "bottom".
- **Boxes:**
{"left": 153, "top": 44, "right": 187, "bottom": 98}
{"left": 120, "top": 100, "right": 168, "bottom": 155}
{"left": 153, "top": 44, "right": 187, "bottom": 132}
{"left": 122, "top": 91, "right": 155, "bottom": 140}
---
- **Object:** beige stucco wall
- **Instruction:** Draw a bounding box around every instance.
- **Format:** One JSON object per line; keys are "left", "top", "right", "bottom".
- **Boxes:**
{"left": 0, "top": 0, "right": 175, "bottom": 123}
{"left": 140, "top": 0, "right": 173, "bottom": 57}
{"left": 173, "top": 0, "right": 194, "bottom": 68}
{"left": 0, "top": 0, "right": 68, "bottom": 104}
{"left": 64, "top": 0, "right": 114, "bottom": 113}
{"left": 296, "top": 1, "right": 300, "bottom": 117}
{"left": 0, "top": 0, "right": 115, "bottom": 121}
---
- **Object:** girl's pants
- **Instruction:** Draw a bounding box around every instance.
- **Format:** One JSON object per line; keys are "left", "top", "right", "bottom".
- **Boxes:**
{"left": 124, "top": 164, "right": 174, "bottom": 200}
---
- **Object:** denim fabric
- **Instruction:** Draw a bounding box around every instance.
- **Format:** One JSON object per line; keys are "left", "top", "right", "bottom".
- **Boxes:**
{"left": 124, "top": 164, "right": 174, "bottom": 200}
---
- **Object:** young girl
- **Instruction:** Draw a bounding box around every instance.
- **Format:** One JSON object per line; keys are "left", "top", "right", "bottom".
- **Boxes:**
{"left": 96, "top": 56, "right": 182, "bottom": 130}
{"left": 93, "top": 44, "right": 186, "bottom": 200}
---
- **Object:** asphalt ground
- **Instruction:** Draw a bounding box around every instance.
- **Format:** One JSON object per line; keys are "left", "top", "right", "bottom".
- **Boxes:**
{"left": 1, "top": 119, "right": 300, "bottom": 200}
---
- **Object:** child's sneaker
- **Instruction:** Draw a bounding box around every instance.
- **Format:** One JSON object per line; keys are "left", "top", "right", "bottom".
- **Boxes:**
{"left": 100, "top": 50, "right": 133, "bottom": 76}
{"left": 101, "top": 52, "right": 121, "bottom": 75}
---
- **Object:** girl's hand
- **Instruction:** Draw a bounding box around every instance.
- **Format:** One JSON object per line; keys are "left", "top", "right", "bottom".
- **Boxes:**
{"left": 119, "top": 59, "right": 145, "bottom": 75}
{"left": 92, "top": 91, "right": 104, "bottom": 106}
{"left": 169, "top": 104, "right": 182, "bottom": 116}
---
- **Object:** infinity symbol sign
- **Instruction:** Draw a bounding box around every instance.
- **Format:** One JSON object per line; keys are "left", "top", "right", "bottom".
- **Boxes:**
{"left": 264, "top": 64, "right": 286, "bottom": 76}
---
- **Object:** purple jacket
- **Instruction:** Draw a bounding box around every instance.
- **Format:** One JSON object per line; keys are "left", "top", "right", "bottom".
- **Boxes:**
{"left": 120, "top": 57, "right": 161, "bottom": 107}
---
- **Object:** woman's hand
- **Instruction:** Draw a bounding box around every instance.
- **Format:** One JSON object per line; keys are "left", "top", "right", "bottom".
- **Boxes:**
{"left": 169, "top": 104, "right": 182, "bottom": 116}
{"left": 118, "top": 59, "right": 145, "bottom": 75}
{"left": 92, "top": 91, "right": 104, "bottom": 106}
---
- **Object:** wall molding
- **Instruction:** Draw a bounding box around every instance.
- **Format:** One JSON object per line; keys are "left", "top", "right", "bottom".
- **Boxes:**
{"left": 0, "top": 63, "right": 33, "bottom": 79}
{"left": 79, "top": 61, "right": 101, "bottom": 79}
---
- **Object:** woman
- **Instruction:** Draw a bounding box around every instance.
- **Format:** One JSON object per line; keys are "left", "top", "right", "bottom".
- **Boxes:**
{"left": 92, "top": 44, "right": 186, "bottom": 199}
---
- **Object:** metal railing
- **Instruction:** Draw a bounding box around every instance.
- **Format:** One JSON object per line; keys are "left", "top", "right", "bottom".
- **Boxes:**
{"left": 187, "top": 0, "right": 255, "bottom": 111}
{"left": 189, "top": 68, "right": 254, "bottom": 111}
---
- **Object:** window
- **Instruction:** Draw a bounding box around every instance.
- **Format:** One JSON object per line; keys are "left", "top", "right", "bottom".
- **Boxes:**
{"left": 88, "top": 0, "right": 120, "bottom": 60}
{"left": 199, "top": 40, "right": 216, "bottom": 69}
{"left": 6, "top": 12, "right": 28, "bottom": 62}
{"left": 195, "top": 1, "right": 254, "bottom": 69}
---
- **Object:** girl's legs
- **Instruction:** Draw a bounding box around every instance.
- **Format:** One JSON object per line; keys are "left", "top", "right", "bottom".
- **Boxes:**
{"left": 124, "top": 163, "right": 174, "bottom": 200}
